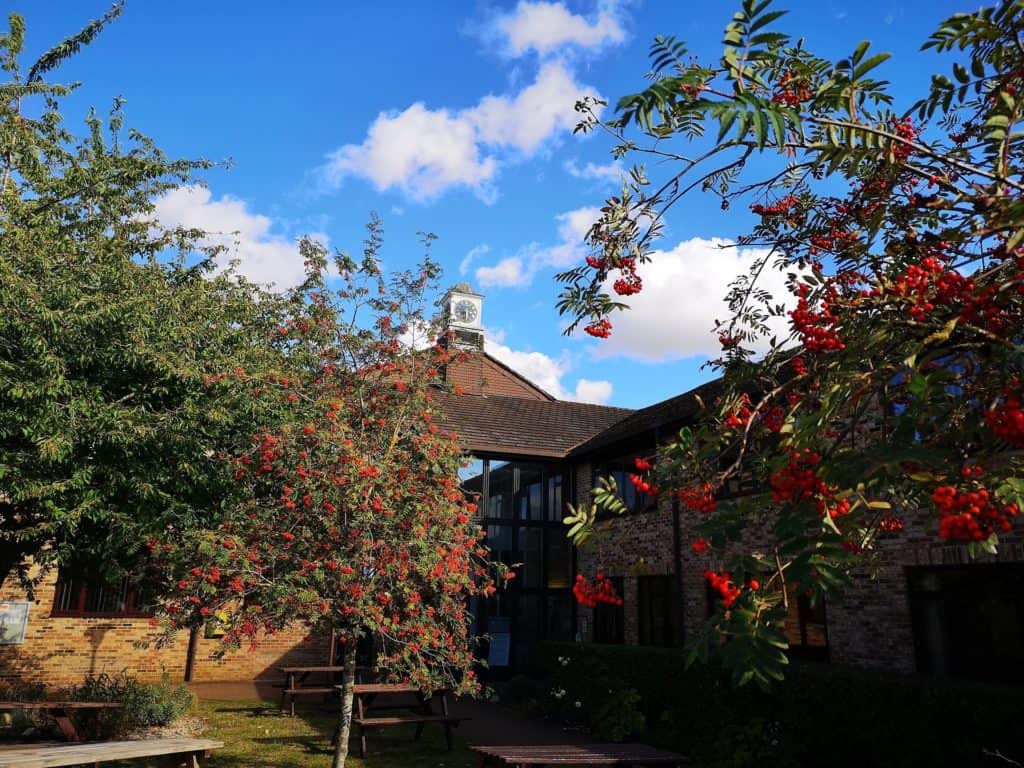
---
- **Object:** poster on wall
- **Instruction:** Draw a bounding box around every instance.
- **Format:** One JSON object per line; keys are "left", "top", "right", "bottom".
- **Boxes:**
{"left": 487, "top": 617, "right": 511, "bottom": 667}
{"left": 0, "top": 601, "right": 29, "bottom": 645}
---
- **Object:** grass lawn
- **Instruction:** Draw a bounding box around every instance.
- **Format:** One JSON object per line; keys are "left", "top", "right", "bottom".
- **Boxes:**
{"left": 197, "top": 700, "right": 479, "bottom": 768}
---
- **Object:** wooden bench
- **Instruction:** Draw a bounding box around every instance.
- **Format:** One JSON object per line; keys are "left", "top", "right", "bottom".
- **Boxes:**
{"left": 470, "top": 743, "right": 688, "bottom": 767}
{"left": 331, "top": 684, "right": 464, "bottom": 757}
{"left": 277, "top": 666, "right": 346, "bottom": 716}
{"left": 0, "top": 737, "right": 223, "bottom": 767}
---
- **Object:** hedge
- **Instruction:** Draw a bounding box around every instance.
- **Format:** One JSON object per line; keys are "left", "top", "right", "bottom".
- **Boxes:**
{"left": 533, "top": 642, "right": 1024, "bottom": 768}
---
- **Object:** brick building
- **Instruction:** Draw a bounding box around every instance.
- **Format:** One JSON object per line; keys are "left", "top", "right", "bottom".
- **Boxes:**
{"left": 2, "top": 284, "right": 1021, "bottom": 687}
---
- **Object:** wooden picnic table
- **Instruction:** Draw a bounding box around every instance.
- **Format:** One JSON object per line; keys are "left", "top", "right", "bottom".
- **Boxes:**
{"left": 277, "top": 666, "right": 346, "bottom": 716}
{"left": 470, "top": 743, "right": 688, "bottom": 767}
{"left": 0, "top": 702, "right": 122, "bottom": 742}
{"left": 277, "top": 665, "right": 381, "bottom": 715}
{"left": 0, "top": 737, "right": 222, "bottom": 767}
{"left": 331, "top": 683, "right": 464, "bottom": 758}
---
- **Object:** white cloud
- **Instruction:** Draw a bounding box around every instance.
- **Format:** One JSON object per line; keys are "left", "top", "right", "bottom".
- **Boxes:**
{"left": 485, "top": 336, "right": 613, "bottom": 404}
{"left": 467, "top": 61, "right": 595, "bottom": 155}
{"left": 573, "top": 378, "right": 613, "bottom": 404}
{"left": 477, "top": 256, "right": 529, "bottom": 288}
{"left": 564, "top": 158, "right": 623, "bottom": 184}
{"left": 495, "top": 1, "right": 625, "bottom": 57}
{"left": 590, "top": 237, "right": 799, "bottom": 362}
{"left": 474, "top": 205, "right": 599, "bottom": 287}
{"left": 460, "top": 244, "right": 491, "bottom": 276}
{"left": 322, "top": 103, "right": 498, "bottom": 202}
{"left": 151, "top": 186, "right": 322, "bottom": 289}
{"left": 320, "top": 61, "right": 598, "bottom": 201}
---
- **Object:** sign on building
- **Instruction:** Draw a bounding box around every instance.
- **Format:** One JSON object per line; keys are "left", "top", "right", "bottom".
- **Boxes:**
{"left": 0, "top": 602, "right": 29, "bottom": 645}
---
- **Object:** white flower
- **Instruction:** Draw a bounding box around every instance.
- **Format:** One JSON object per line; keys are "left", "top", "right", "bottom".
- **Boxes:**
{"left": 574, "top": 700, "right": 582, "bottom": 708}
{"left": 551, "top": 687, "right": 566, "bottom": 700}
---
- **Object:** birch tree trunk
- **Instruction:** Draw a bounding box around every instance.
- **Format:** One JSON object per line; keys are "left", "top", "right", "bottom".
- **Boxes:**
{"left": 331, "top": 640, "right": 358, "bottom": 768}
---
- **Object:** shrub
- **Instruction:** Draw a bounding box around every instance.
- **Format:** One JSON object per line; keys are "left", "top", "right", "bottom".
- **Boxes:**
{"left": 538, "top": 643, "right": 1024, "bottom": 768}
{"left": 70, "top": 671, "right": 194, "bottom": 737}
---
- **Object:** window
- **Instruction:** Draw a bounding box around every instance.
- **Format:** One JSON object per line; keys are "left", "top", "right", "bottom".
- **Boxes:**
{"left": 709, "top": 580, "right": 829, "bottom": 661}
{"left": 638, "top": 575, "right": 676, "bottom": 647}
{"left": 782, "top": 591, "right": 829, "bottom": 661}
{"left": 593, "top": 576, "right": 624, "bottom": 644}
{"left": 596, "top": 455, "right": 656, "bottom": 517}
{"left": 52, "top": 567, "right": 151, "bottom": 617}
{"left": 909, "top": 564, "right": 1024, "bottom": 685}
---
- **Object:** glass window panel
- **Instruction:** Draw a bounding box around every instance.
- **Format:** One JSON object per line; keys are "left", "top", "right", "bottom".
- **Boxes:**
{"left": 518, "top": 464, "right": 544, "bottom": 521}
{"left": 486, "top": 524, "right": 514, "bottom": 562}
{"left": 638, "top": 575, "right": 675, "bottom": 647}
{"left": 593, "top": 577, "right": 625, "bottom": 644}
{"left": 546, "top": 533, "right": 571, "bottom": 588}
{"left": 546, "top": 593, "right": 574, "bottom": 641}
{"left": 514, "top": 594, "right": 542, "bottom": 668}
{"left": 546, "top": 473, "right": 564, "bottom": 521}
{"left": 487, "top": 462, "right": 514, "bottom": 519}
{"left": 517, "top": 527, "right": 543, "bottom": 589}
{"left": 459, "top": 458, "right": 485, "bottom": 503}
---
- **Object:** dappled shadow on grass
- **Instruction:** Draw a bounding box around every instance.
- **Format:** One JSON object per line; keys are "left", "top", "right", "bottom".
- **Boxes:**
{"left": 199, "top": 700, "right": 479, "bottom": 768}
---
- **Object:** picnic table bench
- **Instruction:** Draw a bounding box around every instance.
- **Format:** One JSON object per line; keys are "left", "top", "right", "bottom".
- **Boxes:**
{"left": 0, "top": 702, "right": 122, "bottom": 742}
{"left": 0, "top": 737, "right": 223, "bottom": 767}
{"left": 470, "top": 743, "right": 687, "bottom": 767}
{"left": 332, "top": 683, "right": 464, "bottom": 758}
{"left": 277, "top": 666, "right": 346, "bottom": 716}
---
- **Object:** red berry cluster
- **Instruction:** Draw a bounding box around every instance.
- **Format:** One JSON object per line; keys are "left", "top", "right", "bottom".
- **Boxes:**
{"left": 985, "top": 388, "right": 1024, "bottom": 447}
{"left": 770, "top": 449, "right": 849, "bottom": 518}
{"left": 879, "top": 515, "right": 904, "bottom": 532}
{"left": 771, "top": 71, "right": 813, "bottom": 106}
{"left": 932, "top": 485, "right": 1020, "bottom": 541}
{"left": 573, "top": 573, "right": 623, "bottom": 608}
{"left": 762, "top": 405, "right": 786, "bottom": 433}
{"left": 678, "top": 483, "right": 717, "bottom": 513}
{"left": 704, "top": 570, "right": 741, "bottom": 607}
{"left": 789, "top": 283, "right": 845, "bottom": 352}
{"left": 889, "top": 117, "right": 917, "bottom": 162}
{"left": 584, "top": 318, "right": 612, "bottom": 338}
{"left": 612, "top": 257, "right": 642, "bottom": 296}
{"left": 691, "top": 537, "right": 710, "bottom": 554}
{"left": 629, "top": 472, "right": 659, "bottom": 497}
{"left": 750, "top": 195, "right": 798, "bottom": 217}
{"left": 724, "top": 393, "right": 754, "bottom": 429}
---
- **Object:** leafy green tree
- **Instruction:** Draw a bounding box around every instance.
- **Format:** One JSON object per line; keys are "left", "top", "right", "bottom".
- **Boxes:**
{"left": 560, "top": 0, "right": 1024, "bottom": 687}
{"left": 153, "top": 228, "right": 504, "bottom": 768}
{"left": 0, "top": 7, "right": 289, "bottom": 589}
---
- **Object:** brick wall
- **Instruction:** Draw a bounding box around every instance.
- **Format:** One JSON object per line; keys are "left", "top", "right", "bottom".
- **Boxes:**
{"left": 571, "top": 456, "right": 1024, "bottom": 678}
{"left": 0, "top": 569, "right": 329, "bottom": 687}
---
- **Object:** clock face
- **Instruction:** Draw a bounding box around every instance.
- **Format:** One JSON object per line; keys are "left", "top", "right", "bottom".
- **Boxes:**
{"left": 453, "top": 299, "right": 478, "bottom": 324}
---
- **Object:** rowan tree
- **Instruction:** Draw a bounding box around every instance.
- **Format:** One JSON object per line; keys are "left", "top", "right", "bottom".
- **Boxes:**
{"left": 0, "top": 7, "right": 288, "bottom": 589}
{"left": 152, "top": 228, "right": 504, "bottom": 768}
{"left": 559, "top": 0, "right": 1024, "bottom": 688}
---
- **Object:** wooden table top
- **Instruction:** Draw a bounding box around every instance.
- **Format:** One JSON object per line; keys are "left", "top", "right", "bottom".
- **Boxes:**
{"left": 470, "top": 743, "right": 686, "bottom": 766}
{"left": 0, "top": 701, "right": 123, "bottom": 710}
{"left": 0, "top": 737, "right": 223, "bottom": 768}
{"left": 349, "top": 683, "right": 421, "bottom": 695}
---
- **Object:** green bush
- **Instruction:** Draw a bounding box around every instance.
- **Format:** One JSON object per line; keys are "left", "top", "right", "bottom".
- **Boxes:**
{"left": 537, "top": 643, "right": 1024, "bottom": 768}
{"left": 70, "top": 671, "right": 194, "bottom": 737}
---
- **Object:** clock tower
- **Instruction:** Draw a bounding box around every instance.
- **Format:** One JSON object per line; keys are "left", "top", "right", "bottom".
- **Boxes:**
{"left": 440, "top": 283, "right": 484, "bottom": 350}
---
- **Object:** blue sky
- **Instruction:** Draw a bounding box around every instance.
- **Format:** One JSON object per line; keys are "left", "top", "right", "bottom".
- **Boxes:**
{"left": 17, "top": 0, "right": 965, "bottom": 408}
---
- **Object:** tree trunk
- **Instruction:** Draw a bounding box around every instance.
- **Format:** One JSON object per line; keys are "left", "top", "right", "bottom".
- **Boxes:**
{"left": 183, "top": 625, "right": 201, "bottom": 682}
{"left": 331, "top": 640, "right": 358, "bottom": 768}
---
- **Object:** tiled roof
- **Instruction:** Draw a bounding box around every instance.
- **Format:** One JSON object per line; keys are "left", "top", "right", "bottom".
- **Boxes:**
{"left": 567, "top": 378, "right": 723, "bottom": 457}
{"left": 432, "top": 391, "right": 634, "bottom": 458}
